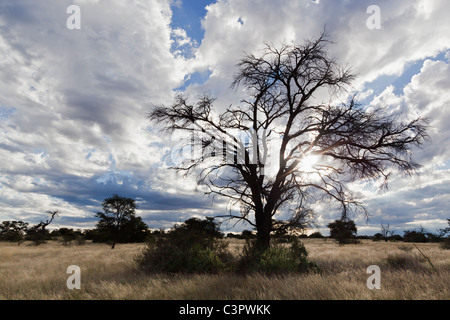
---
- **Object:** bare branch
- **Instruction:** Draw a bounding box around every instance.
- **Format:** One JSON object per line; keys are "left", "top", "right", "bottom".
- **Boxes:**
{"left": 148, "top": 30, "right": 429, "bottom": 250}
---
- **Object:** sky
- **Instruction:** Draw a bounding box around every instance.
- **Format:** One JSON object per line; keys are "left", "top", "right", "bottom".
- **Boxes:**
{"left": 0, "top": 0, "right": 449, "bottom": 236}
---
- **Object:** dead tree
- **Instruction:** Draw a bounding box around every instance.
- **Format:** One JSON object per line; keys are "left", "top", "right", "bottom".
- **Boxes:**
{"left": 381, "top": 223, "right": 395, "bottom": 241}
{"left": 28, "top": 210, "right": 59, "bottom": 245}
{"left": 149, "top": 32, "right": 429, "bottom": 250}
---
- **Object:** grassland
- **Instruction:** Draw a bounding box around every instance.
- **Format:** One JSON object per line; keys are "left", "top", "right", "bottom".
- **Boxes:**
{"left": 0, "top": 239, "right": 448, "bottom": 300}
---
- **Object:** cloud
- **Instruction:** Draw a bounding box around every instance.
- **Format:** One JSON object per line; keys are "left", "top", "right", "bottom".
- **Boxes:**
{"left": 0, "top": 0, "right": 201, "bottom": 227}
{"left": 184, "top": 0, "right": 450, "bottom": 233}
{"left": 349, "top": 56, "right": 450, "bottom": 234}
{"left": 0, "top": 0, "right": 449, "bottom": 234}
{"left": 187, "top": 0, "right": 450, "bottom": 96}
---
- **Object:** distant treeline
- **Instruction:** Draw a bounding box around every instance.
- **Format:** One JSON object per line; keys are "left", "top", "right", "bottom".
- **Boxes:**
{"left": 1, "top": 219, "right": 448, "bottom": 247}
{"left": 0, "top": 220, "right": 150, "bottom": 245}
{"left": 1, "top": 195, "right": 448, "bottom": 249}
{"left": 226, "top": 228, "right": 448, "bottom": 243}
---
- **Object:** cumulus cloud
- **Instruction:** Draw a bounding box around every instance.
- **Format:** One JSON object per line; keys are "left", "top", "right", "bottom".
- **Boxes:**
{"left": 183, "top": 0, "right": 450, "bottom": 234}
{"left": 0, "top": 0, "right": 449, "bottom": 234}
{"left": 347, "top": 56, "right": 450, "bottom": 234}
{"left": 0, "top": 0, "right": 208, "bottom": 228}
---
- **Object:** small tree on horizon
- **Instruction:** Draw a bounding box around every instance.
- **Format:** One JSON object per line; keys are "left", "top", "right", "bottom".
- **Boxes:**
{"left": 95, "top": 194, "right": 146, "bottom": 249}
{"left": 328, "top": 219, "right": 358, "bottom": 244}
{"left": 58, "top": 228, "right": 77, "bottom": 245}
{"left": 381, "top": 223, "right": 395, "bottom": 242}
{"left": 0, "top": 220, "right": 29, "bottom": 243}
{"left": 27, "top": 210, "right": 59, "bottom": 246}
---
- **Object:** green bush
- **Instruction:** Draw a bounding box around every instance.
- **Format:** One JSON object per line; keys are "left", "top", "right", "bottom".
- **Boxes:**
{"left": 137, "top": 236, "right": 233, "bottom": 274}
{"left": 136, "top": 218, "right": 234, "bottom": 274}
{"left": 237, "top": 238, "right": 320, "bottom": 275}
{"left": 137, "top": 217, "right": 322, "bottom": 275}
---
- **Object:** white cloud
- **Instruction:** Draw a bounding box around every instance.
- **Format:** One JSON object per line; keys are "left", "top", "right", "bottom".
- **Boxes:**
{"left": 0, "top": 0, "right": 198, "bottom": 225}
{"left": 354, "top": 57, "right": 450, "bottom": 233}
{"left": 189, "top": 0, "right": 450, "bottom": 96}
{"left": 1, "top": 0, "right": 449, "bottom": 233}
{"left": 184, "top": 0, "right": 450, "bottom": 232}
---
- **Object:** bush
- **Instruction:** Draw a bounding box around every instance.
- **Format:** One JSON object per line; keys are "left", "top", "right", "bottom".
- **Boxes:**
{"left": 137, "top": 218, "right": 321, "bottom": 275}
{"left": 308, "top": 232, "right": 324, "bottom": 238}
{"left": 58, "top": 228, "right": 77, "bottom": 245}
{"left": 137, "top": 235, "right": 233, "bottom": 274}
{"left": 136, "top": 217, "right": 234, "bottom": 274}
{"left": 388, "top": 234, "right": 403, "bottom": 242}
{"left": 403, "top": 229, "right": 427, "bottom": 243}
{"left": 385, "top": 252, "right": 427, "bottom": 272}
{"left": 0, "top": 221, "right": 28, "bottom": 242}
{"left": 237, "top": 238, "right": 320, "bottom": 275}
{"left": 440, "top": 238, "right": 450, "bottom": 250}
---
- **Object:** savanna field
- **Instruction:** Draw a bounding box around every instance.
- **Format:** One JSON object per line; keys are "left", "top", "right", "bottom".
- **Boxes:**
{"left": 0, "top": 239, "right": 448, "bottom": 300}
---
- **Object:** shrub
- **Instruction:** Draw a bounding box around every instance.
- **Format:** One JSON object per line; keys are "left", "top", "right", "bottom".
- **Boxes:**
{"left": 440, "top": 238, "right": 450, "bottom": 250}
{"left": 0, "top": 221, "right": 28, "bottom": 242}
{"left": 237, "top": 238, "right": 320, "bottom": 275}
{"left": 136, "top": 217, "right": 234, "bottom": 274}
{"left": 308, "top": 231, "right": 324, "bottom": 238}
{"left": 398, "top": 245, "right": 414, "bottom": 252}
{"left": 385, "top": 252, "right": 427, "bottom": 272}
{"left": 137, "top": 235, "right": 233, "bottom": 274}
{"left": 240, "top": 230, "right": 256, "bottom": 239}
{"left": 403, "top": 229, "right": 427, "bottom": 243}
{"left": 388, "top": 234, "right": 403, "bottom": 242}
{"left": 58, "top": 228, "right": 77, "bottom": 245}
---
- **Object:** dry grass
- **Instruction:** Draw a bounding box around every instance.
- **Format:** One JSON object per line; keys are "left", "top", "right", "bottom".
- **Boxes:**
{"left": 0, "top": 239, "right": 448, "bottom": 300}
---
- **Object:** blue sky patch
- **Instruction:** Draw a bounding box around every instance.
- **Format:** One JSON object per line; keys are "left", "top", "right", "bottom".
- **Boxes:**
{"left": 360, "top": 50, "right": 450, "bottom": 105}
{"left": 176, "top": 69, "right": 213, "bottom": 91}
{"left": 170, "top": 0, "right": 216, "bottom": 47}
{"left": 0, "top": 106, "right": 16, "bottom": 120}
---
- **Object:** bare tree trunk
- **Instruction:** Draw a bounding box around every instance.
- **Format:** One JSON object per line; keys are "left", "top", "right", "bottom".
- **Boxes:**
{"left": 255, "top": 210, "right": 271, "bottom": 251}
{"left": 111, "top": 226, "right": 119, "bottom": 249}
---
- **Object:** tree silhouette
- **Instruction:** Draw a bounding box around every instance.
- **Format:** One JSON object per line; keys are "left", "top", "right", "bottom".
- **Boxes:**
{"left": 0, "top": 221, "right": 28, "bottom": 243}
{"left": 381, "top": 223, "right": 395, "bottom": 242}
{"left": 95, "top": 194, "right": 143, "bottom": 249}
{"left": 328, "top": 219, "right": 358, "bottom": 244}
{"left": 149, "top": 32, "right": 429, "bottom": 250}
{"left": 58, "top": 228, "right": 77, "bottom": 245}
{"left": 28, "top": 210, "right": 59, "bottom": 245}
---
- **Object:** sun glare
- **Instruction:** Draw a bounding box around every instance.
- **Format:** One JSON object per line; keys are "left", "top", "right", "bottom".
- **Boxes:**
{"left": 301, "top": 154, "right": 320, "bottom": 172}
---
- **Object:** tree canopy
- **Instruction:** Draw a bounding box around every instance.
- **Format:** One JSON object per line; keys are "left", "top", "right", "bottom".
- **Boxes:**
{"left": 95, "top": 194, "right": 148, "bottom": 249}
{"left": 328, "top": 219, "right": 358, "bottom": 244}
{"left": 149, "top": 32, "right": 429, "bottom": 250}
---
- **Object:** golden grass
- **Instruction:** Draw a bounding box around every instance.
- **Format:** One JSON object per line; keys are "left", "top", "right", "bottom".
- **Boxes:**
{"left": 0, "top": 239, "right": 448, "bottom": 300}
